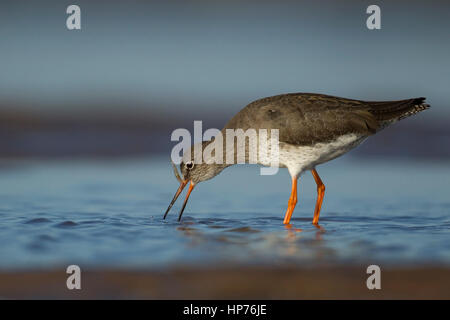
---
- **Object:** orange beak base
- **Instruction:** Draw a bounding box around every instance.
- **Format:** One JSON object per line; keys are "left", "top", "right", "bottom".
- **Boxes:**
{"left": 178, "top": 182, "right": 195, "bottom": 221}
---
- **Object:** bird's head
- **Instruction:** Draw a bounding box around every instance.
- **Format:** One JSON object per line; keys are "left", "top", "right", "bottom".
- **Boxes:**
{"left": 163, "top": 141, "right": 225, "bottom": 221}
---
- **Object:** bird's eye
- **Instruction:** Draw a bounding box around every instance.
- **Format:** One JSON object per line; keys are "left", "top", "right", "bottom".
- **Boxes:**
{"left": 185, "top": 161, "right": 194, "bottom": 170}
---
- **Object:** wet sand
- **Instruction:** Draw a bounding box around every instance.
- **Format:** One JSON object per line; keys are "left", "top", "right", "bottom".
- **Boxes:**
{"left": 1, "top": 266, "right": 448, "bottom": 299}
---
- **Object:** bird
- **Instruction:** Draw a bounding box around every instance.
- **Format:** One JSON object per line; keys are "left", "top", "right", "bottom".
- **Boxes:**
{"left": 163, "top": 93, "right": 429, "bottom": 225}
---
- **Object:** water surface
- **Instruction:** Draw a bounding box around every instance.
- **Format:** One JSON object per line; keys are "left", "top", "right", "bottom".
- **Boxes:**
{"left": 0, "top": 156, "right": 449, "bottom": 270}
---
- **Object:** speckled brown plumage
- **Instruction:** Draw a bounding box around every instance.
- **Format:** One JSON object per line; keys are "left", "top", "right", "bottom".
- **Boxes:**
{"left": 223, "top": 93, "right": 429, "bottom": 146}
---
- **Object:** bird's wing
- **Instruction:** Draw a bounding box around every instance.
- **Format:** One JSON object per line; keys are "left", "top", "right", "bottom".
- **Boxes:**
{"left": 223, "top": 93, "right": 379, "bottom": 146}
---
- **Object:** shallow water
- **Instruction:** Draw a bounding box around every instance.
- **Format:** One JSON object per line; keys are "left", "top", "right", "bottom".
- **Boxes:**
{"left": 0, "top": 156, "right": 449, "bottom": 270}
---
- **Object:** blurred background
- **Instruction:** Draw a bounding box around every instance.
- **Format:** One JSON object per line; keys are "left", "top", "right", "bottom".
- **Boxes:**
{"left": 0, "top": 0, "right": 449, "bottom": 159}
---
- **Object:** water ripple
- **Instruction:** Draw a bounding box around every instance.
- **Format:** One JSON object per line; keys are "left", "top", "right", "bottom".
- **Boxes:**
{"left": 0, "top": 158, "right": 449, "bottom": 270}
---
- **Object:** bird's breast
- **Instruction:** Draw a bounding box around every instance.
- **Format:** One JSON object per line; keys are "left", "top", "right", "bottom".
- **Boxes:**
{"left": 276, "top": 133, "right": 367, "bottom": 176}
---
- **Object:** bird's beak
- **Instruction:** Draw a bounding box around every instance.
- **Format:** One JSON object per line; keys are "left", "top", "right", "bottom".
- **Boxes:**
{"left": 163, "top": 180, "right": 187, "bottom": 219}
{"left": 178, "top": 181, "right": 195, "bottom": 221}
{"left": 163, "top": 180, "right": 195, "bottom": 221}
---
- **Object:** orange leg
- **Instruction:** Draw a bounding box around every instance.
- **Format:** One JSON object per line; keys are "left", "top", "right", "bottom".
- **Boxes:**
{"left": 283, "top": 177, "right": 298, "bottom": 224}
{"left": 311, "top": 169, "right": 325, "bottom": 225}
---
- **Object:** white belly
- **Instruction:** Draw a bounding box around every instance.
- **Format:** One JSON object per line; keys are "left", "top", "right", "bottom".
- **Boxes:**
{"left": 276, "top": 133, "right": 367, "bottom": 177}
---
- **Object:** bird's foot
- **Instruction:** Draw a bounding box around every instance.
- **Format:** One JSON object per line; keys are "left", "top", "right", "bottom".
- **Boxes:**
{"left": 284, "top": 223, "right": 302, "bottom": 232}
{"left": 312, "top": 222, "right": 324, "bottom": 231}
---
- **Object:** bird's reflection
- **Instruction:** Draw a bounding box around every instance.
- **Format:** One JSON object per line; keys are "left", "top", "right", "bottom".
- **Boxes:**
{"left": 282, "top": 223, "right": 324, "bottom": 256}
{"left": 174, "top": 217, "right": 332, "bottom": 263}
{"left": 285, "top": 222, "right": 324, "bottom": 239}
{"left": 283, "top": 223, "right": 302, "bottom": 256}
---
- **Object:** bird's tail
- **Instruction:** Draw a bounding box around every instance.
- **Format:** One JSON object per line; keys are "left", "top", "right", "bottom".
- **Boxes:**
{"left": 367, "top": 97, "right": 430, "bottom": 122}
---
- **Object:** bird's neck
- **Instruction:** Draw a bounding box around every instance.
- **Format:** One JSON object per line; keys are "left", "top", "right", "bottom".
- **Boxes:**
{"left": 200, "top": 133, "right": 263, "bottom": 166}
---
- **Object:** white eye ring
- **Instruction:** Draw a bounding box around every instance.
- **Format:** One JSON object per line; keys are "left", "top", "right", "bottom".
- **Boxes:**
{"left": 185, "top": 161, "right": 194, "bottom": 170}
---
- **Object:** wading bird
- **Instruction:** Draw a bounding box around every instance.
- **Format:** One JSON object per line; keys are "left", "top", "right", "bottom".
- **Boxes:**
{"left": 164, "top": 93, "right": 429, "bottom": 225}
